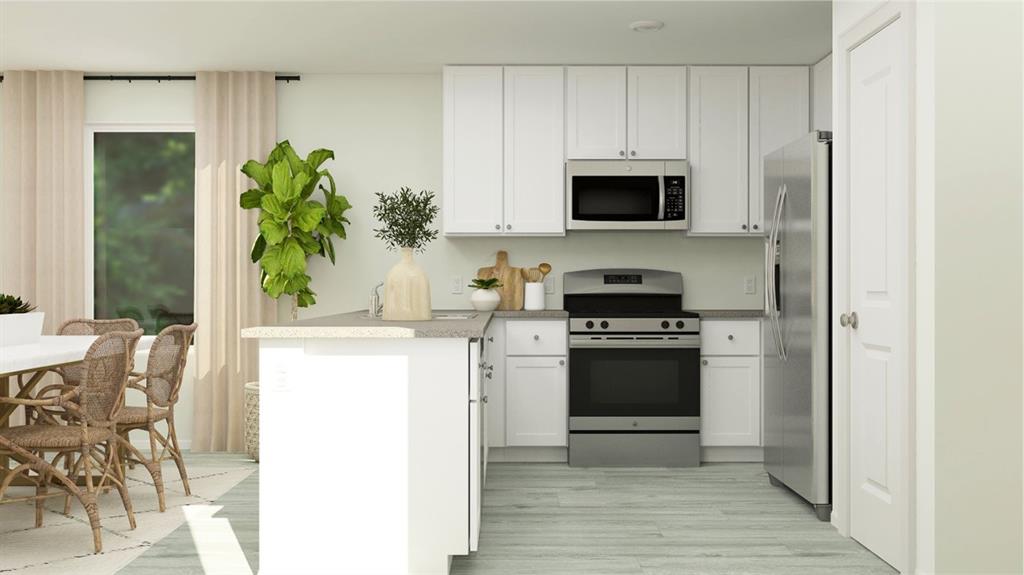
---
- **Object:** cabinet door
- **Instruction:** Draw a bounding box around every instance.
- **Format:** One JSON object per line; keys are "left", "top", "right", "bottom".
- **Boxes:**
{"left": 566, "top": 66, "right": 627, "bottom": 159}
{"left": 469, "top": 394, "right": 481, "bottom": 551}
{"left": 504, "top": 67, "right": 565, "bottom": 235}
{"left": 700, "top": 356, "right": 760, "bottom": 446}
{"left": 443, "top": 66, "right": 504, "bottom": 234}
{"left": 749, "top": 67, "right": 809, "bottom": 235}
{"left": 484, "top": 319, "right": 506, "bottom": 447}
{"left": 688, "top": 66, "right": 750, "bottom": 235}
{"left": 627, "top": 66, "right": 687, "bottom": 159}
{"left": 506, "top": 356, "right": 567, "bottom": 446}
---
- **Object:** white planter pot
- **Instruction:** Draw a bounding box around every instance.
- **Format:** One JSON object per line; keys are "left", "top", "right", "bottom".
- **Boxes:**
{"left": 0, "top": 312, "right": 45, "bottom": 347}
{"left": 383, "top": 247, "right": 432, "bottom": 321}
{"left": 470, "top": 289, "right": 501, "bottom": 312}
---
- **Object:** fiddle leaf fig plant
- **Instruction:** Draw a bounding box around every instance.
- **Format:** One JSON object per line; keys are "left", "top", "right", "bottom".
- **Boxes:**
{"left": 240, "top": 140, "right": 352, "bottom": 310}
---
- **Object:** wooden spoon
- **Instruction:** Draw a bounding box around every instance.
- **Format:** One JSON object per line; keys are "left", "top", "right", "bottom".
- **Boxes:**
{"left": 538, "top": 263, "right": 552, "bottom": 280}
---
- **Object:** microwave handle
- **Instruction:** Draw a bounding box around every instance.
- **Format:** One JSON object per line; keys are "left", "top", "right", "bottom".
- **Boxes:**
{"left": 657, "top": 176, "right": 666, "bottom": 221}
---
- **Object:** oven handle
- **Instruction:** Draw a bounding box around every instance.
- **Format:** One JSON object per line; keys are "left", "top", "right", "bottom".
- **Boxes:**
{"left": 569, "top": 335, "right": 701, "bottom": 349}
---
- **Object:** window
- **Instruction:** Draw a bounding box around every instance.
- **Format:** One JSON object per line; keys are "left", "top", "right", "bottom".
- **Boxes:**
{"left": 90, "top": 128, "right": 195, "bottom": 334}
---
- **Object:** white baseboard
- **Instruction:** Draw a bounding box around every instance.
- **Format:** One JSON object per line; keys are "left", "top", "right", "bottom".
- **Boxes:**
{"left": 701, "top": 446, "right": 764, "bottom": 463}
{"left": 488, "top": 446, "right": 567, "bottom": 463}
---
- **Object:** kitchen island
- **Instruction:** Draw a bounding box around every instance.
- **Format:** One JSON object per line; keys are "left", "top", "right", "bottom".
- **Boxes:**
{"left": 242, "top": 310, "right": 494, "bottom": 575}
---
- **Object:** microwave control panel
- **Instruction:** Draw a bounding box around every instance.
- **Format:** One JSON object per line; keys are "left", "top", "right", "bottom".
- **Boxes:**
{"left": 664, "top": 177, "right": 686, "bottom": 220}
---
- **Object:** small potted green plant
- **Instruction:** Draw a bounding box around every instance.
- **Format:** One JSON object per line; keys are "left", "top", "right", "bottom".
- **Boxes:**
{"left": 0, "top": 294, "right": 43, "bottom": 347}
{"left": 372, "top": 187, "right": 440, "bottom": 321}
{"left": 468, "top": 277, "right": 503, "bottom": 312}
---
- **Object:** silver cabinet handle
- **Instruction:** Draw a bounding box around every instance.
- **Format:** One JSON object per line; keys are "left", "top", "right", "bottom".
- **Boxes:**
{"left": 728, "top": 335, "right": 734, "bottom": 341}
{"left": 558, "top": 359, "right": 565, "bottom": 366}
{"left": 485, "top": 364, "right": 494, "bottom": 372}
{"left": 533, "top": 334, "right": 540, "bottom": 341}
{"left": 487, "top": 336, "right": 494, "bottom": 343}
{"left": 753, "top": 224, "right": 759, "bottom": 230}
{"left": 741, "top": 224, "right": 748, "bottom": 230}
{"left": 840, "top": 312, "right": 859, "bottom": 329}
{"left": 494, "top": 224, "right": 500, "bottom": 230}
{"left": 630, "top": 150, "right": 636, "bottom": 157}
{"left": 482, "top": 395, "right": 488, "bottom": 404}
{"left": 506, "top": 224, "right": 512, "bottom": 230}
{"left": 485, "top": 372, "right": 493, "bottom": 379}
{"left": 702, "top": 359, "right": 708, "bottom": 366}
{"left": 619, "top": 150, "right": 625, "bottom": 157}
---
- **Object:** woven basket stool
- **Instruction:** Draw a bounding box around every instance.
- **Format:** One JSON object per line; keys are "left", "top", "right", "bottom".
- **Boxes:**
{"left": 244, "top": 382, "right": 260, "bottom": 462}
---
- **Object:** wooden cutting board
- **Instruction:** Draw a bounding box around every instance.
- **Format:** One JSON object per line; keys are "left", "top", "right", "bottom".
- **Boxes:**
{"left": 476, "top": 250, "right": 524, "bottom": 311}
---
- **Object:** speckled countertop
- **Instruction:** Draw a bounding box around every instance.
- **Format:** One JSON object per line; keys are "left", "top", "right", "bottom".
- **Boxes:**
{"left": 692, "top": 309, "right": 766, "bottom": 319}
{"left": 241, "top": 310, "right": 494, "bottom": 339}
{"left": 493, "top": 309, "right": 568, "bottom": 318}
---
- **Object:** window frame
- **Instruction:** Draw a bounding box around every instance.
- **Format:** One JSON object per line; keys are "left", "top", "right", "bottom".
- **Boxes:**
{"left": 83, "top": 122, "right": 196, "bottom": 325}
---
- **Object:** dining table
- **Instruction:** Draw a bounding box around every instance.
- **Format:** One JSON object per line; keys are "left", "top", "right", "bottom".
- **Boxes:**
{"left": 0, "top": 335, "right": 155, "bottom": 484}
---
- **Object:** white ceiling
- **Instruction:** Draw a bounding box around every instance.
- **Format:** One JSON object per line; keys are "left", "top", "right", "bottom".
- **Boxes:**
{"left": 0, "top": 1, "right": 832, "bottom": 74}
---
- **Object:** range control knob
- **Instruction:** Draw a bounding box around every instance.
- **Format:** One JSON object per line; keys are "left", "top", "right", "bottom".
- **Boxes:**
{"left": 661, "top": 321, "right": 670, "bottom": 329}
{"left": 585, "top": 320, "right": 594, "bottom": 329}
{"left": 600, "top": 320, "right": 609, "bottom": 330}
{"left": 676, "top": 321, "right": 685, "bottom": 329}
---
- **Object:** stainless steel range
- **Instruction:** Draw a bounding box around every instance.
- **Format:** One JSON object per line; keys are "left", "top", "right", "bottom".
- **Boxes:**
{"left": 564, "top": 269, "right": 701, "bottom": 467}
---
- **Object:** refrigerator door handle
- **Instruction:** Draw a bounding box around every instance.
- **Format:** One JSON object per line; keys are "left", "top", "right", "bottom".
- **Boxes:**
{"left": 766, "top": 184, "right": 785, "bottom": 359}
{"left": 772, "top": 184, "right": 789, "bottom": 361}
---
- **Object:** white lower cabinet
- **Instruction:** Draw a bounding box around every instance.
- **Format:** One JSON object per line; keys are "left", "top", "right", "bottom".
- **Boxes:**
{"left": 700, "top": 356, "right": 760, "bottom": 446}
{"left": 700, "top": 320, "right": 762, "bottom": 448}
{"left": 505, "top": 356, "right": 568, "bottom": 447}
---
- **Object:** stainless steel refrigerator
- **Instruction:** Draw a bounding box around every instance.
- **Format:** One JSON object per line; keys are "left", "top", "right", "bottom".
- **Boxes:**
{"left": 763, "top": 131, "right": 831, "bottom": 521}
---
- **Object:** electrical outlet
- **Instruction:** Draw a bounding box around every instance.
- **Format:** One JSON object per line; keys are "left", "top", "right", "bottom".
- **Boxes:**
{"left": 544, "top": 276, "right": 555, "bottom": 294}
{"left": 744, "top": 275, "right": 756, "bottom": 295}
{"left": 451, "top": 275, "right": 463, "bottom": 295}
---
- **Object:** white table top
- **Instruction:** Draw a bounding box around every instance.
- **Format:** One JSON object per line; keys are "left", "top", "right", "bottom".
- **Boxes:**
{"left": 0, "top": 335, "right": 156, "bottom": 377}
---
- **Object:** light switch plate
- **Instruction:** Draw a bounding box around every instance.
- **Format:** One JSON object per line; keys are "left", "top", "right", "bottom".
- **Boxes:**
{"left": 744, "top": 275, "right": 756, "bottom": 295}
{"left": 451, "top": 276, "right": 463, "bottom": 294}
{"left": 544, "top": 276, "right": 555, "bottom": 294}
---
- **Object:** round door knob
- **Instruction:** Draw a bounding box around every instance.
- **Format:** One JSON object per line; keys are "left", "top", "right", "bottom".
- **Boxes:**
{"left": 506, "top": 224, "right": 512, "bottom": 230}
{"left": 753, "top": 224, "right": 759, "bottom": 230}
{"left": 600, "top": 321, "right": 609, "bottom": 329}
{"left": 661, "top": 321, "right": 670, "bottom": 329}
{"left": 558, "top": 359, "right": 565, "bottom": 366}
{"left": 702, "top": 359, "right": 709, "bottom": 366}
{"left": 494, "top": 224, "right": 500, "bottom": 230}
{"left": 533, "top": 334, "right": 540, "bottom": 341}
{"left": 741, "top": 224, "right": 748, "bottom": 230}
{"left": 728, "top": 334, "right": 735, "bottom": 341}
{"left": 676, "top": 321, "right": 685, "bottom": 329}
{"left": 585, "top": 320, "right": 595, "bottom": 329}
{"left": 630, "top": 150, "right": 636, "bottom": 157}
{"left": 619, "top": 150, "right": 625, "bottom": 157}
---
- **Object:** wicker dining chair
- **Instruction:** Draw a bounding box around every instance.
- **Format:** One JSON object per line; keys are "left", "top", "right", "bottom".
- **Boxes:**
{"left": 117, "top": 323, "right": 197, "bottom": 512}
{"left": 54, "top": 318, "right": 140, "bottom": 387}
{"left": 0, "top": 329, "right": 144, "bottom": 554}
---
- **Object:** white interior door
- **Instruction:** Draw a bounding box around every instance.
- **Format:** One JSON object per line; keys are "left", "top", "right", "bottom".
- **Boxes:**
{"left": 845, "top": 15, "right": 908, "bottom": 572}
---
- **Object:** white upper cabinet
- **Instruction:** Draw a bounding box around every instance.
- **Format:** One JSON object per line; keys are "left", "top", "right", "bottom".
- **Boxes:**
{"left": 443, "top": 66, "right": 504, "bottom": 234}
{"left": 504, "top": 67, "right": 565, "bottom": 234}
{"left": 688, "top": 66, "right": 750, "bottom": 234}
{"left": 627, "top": 66, "right": 687, "bottom": 159}
{"left": 748, "top": 67, "right": 809, "bottom": 234}
{"left": 566, "top": 66, "right": 627, "bottom": 159}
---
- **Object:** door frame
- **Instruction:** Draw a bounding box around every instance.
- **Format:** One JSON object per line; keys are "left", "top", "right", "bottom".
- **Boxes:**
{"left": 832, "top": 2, "right": 920, "bottom": 572}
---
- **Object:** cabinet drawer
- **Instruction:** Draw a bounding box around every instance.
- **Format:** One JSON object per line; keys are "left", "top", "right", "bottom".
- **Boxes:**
{"left": 701, "top": 320, "right": 760, "bottom": 356}
{"left": 506, "top": 320, "right": 567, "bottom": 356}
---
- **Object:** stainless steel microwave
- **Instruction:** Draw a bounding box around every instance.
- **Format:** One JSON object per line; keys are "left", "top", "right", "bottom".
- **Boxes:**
{"left": 565, "top": 160, "right": 689, "bottom": 231}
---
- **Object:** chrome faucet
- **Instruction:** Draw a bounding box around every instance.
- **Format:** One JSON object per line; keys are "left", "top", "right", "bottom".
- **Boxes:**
{"left": 369, "top": 282, "right": 384, "bottom": 318}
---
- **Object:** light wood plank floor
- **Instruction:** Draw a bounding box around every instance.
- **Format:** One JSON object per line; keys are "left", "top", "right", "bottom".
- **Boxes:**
{"left": 452, "top": 463, "right": 896, "bottom": 575}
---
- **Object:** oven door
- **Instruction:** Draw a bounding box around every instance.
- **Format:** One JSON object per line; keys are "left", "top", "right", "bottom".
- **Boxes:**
{"left": 566, "top": 161, "right": 667, "bottom": 230}
{"left": 568, "top": 334, "right": 700, "bottom": 431}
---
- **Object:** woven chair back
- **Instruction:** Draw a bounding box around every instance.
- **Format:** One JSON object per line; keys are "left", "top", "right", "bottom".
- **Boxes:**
{"left": 145, "top": 323, "right": 197, "bottom": 407}
{"left": 78, "top": 329, "right": 143, "bottom": 425}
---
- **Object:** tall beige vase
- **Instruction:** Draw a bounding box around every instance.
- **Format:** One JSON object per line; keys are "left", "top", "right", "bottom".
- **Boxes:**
{"left": 383, "top": 247, "right": 432, "bottom": 320}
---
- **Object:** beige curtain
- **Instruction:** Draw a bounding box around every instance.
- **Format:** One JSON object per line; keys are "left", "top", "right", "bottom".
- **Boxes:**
{"left": 0, "top": 71, "right": 85, "bottom": 334}
{"left": 193, "top": 72, "right": 277, "bottom": 452}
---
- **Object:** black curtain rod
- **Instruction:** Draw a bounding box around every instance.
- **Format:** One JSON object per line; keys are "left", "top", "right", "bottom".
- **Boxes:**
{"left": 0, "top": 74, "right": 301, "bottom": 83}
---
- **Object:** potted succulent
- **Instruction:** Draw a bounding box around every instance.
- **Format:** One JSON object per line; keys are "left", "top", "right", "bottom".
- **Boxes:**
{"left": 0, "top": 294, "right": 43, "bottom": 347}
{"left": 468, "top": 278, "right": 503, "bottom": 312}
{"left": 372, "top": 187, "right": 440, "bottom": 321}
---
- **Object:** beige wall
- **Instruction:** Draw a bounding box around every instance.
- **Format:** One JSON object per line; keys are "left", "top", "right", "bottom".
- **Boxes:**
{"left": 933, "top": 1, "right": 1023, "bottom": 572}
{"left": 276, "top": 73, "right": 765, "bottom": 320}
